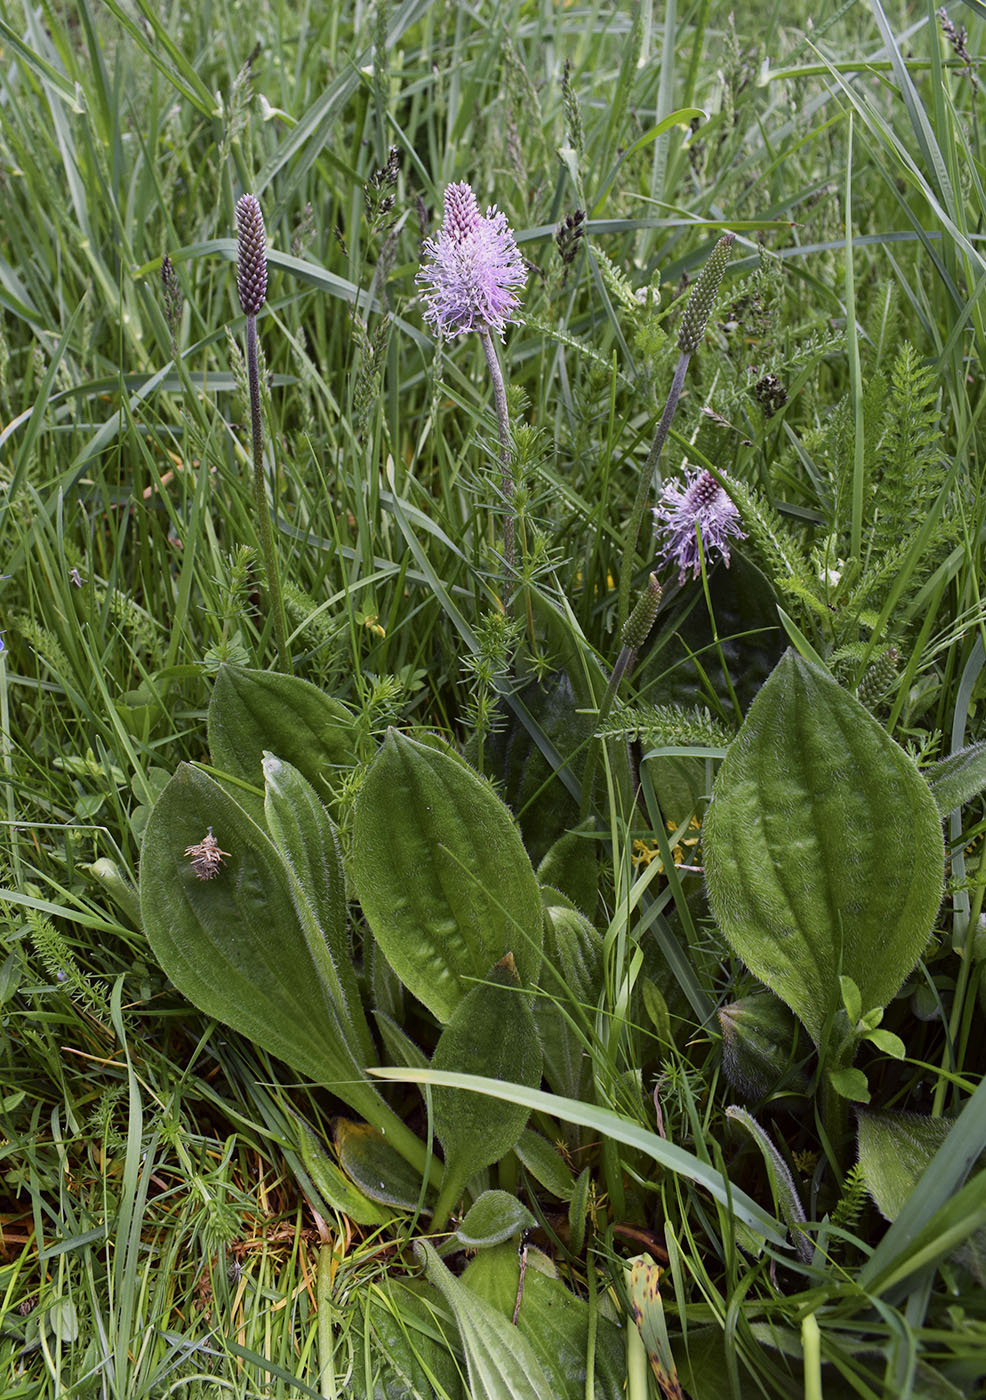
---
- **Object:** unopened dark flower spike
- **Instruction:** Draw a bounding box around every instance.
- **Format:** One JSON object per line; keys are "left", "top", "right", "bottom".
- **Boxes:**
{"left": 234, "top": 192, "right": 289, "bottom": 670}
{"left": 235, "top": 194, "right": 268, "bottom": 315}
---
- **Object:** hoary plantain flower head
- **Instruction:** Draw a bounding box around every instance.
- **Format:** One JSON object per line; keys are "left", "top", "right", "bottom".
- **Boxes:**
{"left": 652, "top": 468, "right": 746, "bottom": 583}
{"left": 417, "top": 181, "right": 526, "bottom": 339}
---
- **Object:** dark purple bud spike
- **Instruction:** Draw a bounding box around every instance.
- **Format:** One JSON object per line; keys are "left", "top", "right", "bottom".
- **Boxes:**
{"left": 236, "top": 193, "right": 268, "bottom": 316}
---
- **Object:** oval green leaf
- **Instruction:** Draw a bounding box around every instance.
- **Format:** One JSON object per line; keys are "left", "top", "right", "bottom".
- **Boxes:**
{"left": 140, "top": 762, "right": 382, "bottom": 1122}
{"left": 432, "top": 955, "right": 542, "bottom": 1207}
{"left": 453, "top": 1190, "right": 536, "bottom": 1248}
{"left": 208, "top": 664, "right": 358, "bottom": 801}
{"left": 351, "top": 729, "right": 543, "bottom": 1022}
{"left": 704, "top": 650, "right": 944, "bottom": 1046}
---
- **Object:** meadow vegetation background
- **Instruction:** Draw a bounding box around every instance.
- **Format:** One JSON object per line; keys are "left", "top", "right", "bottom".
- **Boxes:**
{"left": 2, "top": 0, "right": 986, "bottom": 1396}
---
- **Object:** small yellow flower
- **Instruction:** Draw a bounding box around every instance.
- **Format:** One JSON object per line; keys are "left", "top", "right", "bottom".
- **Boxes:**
{"left": 358, "top": 612, "right": 386, "bottom": 639}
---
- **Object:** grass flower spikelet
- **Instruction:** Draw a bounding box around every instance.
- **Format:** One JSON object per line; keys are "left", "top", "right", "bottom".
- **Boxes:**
{"left": 653, "top": 469, "right": 746, "bottom": 582}
{"left": 417, "top": 181, "right": 526, "bottom": 338}
{"left": 235, "top": 194, "right": 268, "bottom": 316}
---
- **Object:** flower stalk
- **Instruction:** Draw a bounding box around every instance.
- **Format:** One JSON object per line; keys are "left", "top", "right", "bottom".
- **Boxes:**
{"left": 579, "top": 573, "right": 663, "bottom": 822}
{"left": 617, "top": 233, "right": 734, "bottom": 632}
{"left": 417, "top": 182, "right": 526, "bottom": 603}
{"left": 479, "top": 326, "right": 515, "bottom": 588}
{"left": 236, "top": 193, "right": 291, "bottom": 673}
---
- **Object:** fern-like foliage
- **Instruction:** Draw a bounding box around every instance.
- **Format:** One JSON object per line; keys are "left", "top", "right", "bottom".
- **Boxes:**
{"left": 870, "top": 343, "right": 946, "bottom": 555}
{"left": 830, "top": 1160, "right": 868, "bottom": 1233}
{"left": 720, "top": 475, "right": 817, "bottom": 606}
{"left": 599, "top": 702, "right": 734, "bottom": 751}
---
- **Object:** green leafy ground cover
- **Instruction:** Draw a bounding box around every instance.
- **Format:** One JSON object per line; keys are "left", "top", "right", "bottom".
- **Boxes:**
{"left": 2, "top": 0, "right": 986, "bottom": 1395}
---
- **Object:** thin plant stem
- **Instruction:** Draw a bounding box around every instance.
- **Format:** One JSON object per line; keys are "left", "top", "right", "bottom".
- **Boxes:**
{"left": 617, "top": 349, "right": 691, "bottom": 632}
{"left": 480, "top": 326, "right": 515, "bottom": 599}
{"left": 579, "top": 642, "right": 637, "bottom": 823}
{"left": 246, "top": 312, "right": 291, "bottom": 672}
{"left": 317, "top": 1243, "right": 338, "bottom": 1399}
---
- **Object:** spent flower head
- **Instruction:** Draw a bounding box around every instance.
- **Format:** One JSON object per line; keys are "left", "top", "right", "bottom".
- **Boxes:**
{"left": 417, "top": 181, "right": 526, "bottom": 339}
{"left": 652, "top": 468, "right": 746, "bottom": 583}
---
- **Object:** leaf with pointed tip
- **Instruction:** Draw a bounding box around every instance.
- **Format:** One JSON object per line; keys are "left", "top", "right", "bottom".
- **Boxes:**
{"left": 333, "top": 1120, "right": 430, "bottom": 1211}
{"left": 140, "top": 762, "right": 382, "bottom": 1123}
{"left": 262, "top": 753, "right": 374, "bottom": 1065}
{"left": 351, "top": 729, "right": 543, "bottom": 1022}
{"left": 291, "top": 1114, "right": 393, "bottom": 1227}
{"left": 461, "top": 1243, "right": 625, "bottom": 1400}
{"left": 514, "top": 1129, "right": 576, "bottom": 1202}
{"left": 208, "top": 664, "right": 358, "bottom": 802}
{"left": 925, "top": 741, "right": 986, "bottom": 815}
{"left": 416, "top": 1240, "right": 557, "bottom": 1400}
{"left": 536, "top": 899, "right": 601, "bottom": 1101}
{"left": 704, "top": 650, "right": 944, "bottom": 1046}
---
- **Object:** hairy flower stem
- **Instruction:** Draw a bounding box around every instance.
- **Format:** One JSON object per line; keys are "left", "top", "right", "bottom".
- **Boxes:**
{"left": 617, "top": 350, "right": 690, "bottom": 632}
{"left": 578, "top": 642, "right": 637, "bottom": 823}
{"left": 480, "top": 326, "right": 515, "bottom": 603}
{"left": 246, "top": 313, "right": 291, "bottom": 672}
{"left": 580, "top": 573, "right": 664, "bottom": 822}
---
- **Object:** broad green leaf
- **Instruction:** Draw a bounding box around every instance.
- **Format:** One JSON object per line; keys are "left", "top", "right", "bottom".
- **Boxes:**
{"left": 514, "top": 1129, "right": 576, "bottom": 1201}
{"left": 839, "top": 976, "right": 862, "bottom": 1025}
{"left": 859, "top": 1073, "right": 986, "bottom": 1292}
{"left": 350, "top": 1276, "right": 465, "bottom": 1400}
{"left": 866, "top": 1028, "right": 905, "bottom": 1058}
{"left": 351, "top": 730, "right": 543, "bottom": 1022}
{"left": 858, "top": 1110, "right": 953, "bottom": 1222}
{"left": 432, "top": 956, "right": 542, "bottom": 1208}
{"left": 453, "top": 1191, "right": 536, "bottom": 1248}
{"left": 462, "top": 1243, "right": 625, "bottom": 1400}
{"left": 536, "top": 899, "right": 602, "bottom": 1101}
{"left": 291, "top": 1115, "right": 393, "bottom": 1227}
{"left": 140, "top": 763, "right": 382, "bottom": 1124}
{"left": 704, "top": 650, "right": 944, "bottom": 1046}
{"left": 536, "top": 825, "right": 598, "bottom": 915}
{"left": 333, "top": 1121, "right": 429, "bottom": 1211}
{"left": 827, "top": 1067, "right": 870, "bottom": 1103}
{"left": 416, "top": 1240, "right": 557, "bottom": 1400}
{"left": 858, "top": 1109, "right": 986, "bottom": 1296}
{"left": 45, "top": 1298, "right": 79, "bottom": 1344}
{"left": 262, "top": 754, "right": 374, "bottom": 1066}
{"left": 208, "top": 664, "right": 358, "bottom": 802}
{"left": 924, "top": 740, "right": 986, "bottom": 814}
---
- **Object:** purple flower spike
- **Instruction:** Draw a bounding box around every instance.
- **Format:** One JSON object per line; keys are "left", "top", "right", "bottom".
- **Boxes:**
{"left": 417, "top": 181, "right": 526, "bottom": 339}
{"left": 652, "top": 468, "right": 746, "bottom": 583}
